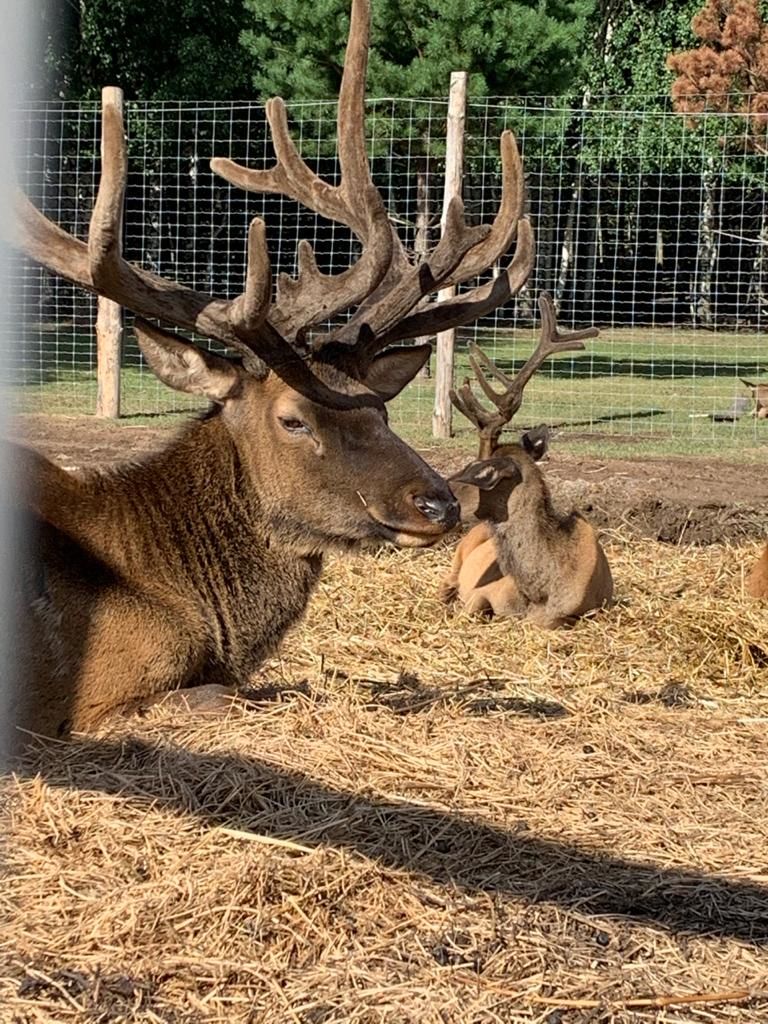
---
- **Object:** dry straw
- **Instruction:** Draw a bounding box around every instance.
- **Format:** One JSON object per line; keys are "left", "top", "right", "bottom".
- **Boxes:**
{"left": 3, "top": 532, "right": 768, "bottom": 1022}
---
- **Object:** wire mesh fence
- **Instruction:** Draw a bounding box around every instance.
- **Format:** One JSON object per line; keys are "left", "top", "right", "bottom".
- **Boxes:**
{"left": 10, "top": 95, "right": 768, "bottom": 451}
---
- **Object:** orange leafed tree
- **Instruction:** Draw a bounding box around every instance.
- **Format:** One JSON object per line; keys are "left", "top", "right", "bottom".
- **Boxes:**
{"left": 667, "top": 0, "right": 768, "bottom": 150}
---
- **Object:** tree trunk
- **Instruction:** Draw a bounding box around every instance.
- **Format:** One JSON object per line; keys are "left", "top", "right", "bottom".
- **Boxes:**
{"left": 540, "top": 183, "right": 556, "bottom": 295}
{"left": 582, "top": 198, "right": 599, "bottom": 322}
{"left": 554, "top": 178, "right": 580, "bottom": 316}
{"left": 747, "top": 208, "right": 768, "bottom": 324}
{"left": 692, "top": 158, "right": 718, "bottom": 328}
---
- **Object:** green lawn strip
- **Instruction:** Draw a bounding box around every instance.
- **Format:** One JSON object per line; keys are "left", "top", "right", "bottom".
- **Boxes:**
{"left": 11, "top": 326, "right": 768, "bottom": 457}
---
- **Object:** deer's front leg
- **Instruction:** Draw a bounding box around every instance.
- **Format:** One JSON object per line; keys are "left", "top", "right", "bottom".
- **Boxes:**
{"left": 21, "top": 581, "right": 207, "bottom": 740}
{"left": 439, "top": 523, "right": 493, "bottom": 605}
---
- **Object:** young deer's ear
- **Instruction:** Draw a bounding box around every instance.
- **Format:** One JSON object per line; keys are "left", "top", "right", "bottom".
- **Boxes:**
{"left": 362, "top": 344, "right": 431, "bottom": 401}
{"left": 449, "top": 460, "right": 505, "bottom": 491}
{"left": 450, "top": 457, "right": 523, "bottom": 491}
{"left": 521, "top": 424, "right": 550, "bottom": 462}
{"left": 134, "top": 320, "right": 243, "bottom": 402}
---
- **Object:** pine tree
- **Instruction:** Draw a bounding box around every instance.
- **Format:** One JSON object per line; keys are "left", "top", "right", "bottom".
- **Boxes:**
{"left": 41, "top": 0, "right": 255, "bottom": 100}
{"left": 240, "top": 0, "right": 596, "bottom": 101}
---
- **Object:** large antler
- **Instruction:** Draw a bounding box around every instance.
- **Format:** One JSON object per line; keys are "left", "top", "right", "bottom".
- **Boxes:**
{"left": 361, "top": 130, "right": 536, "bottom": 351}
{"left": 451, "top": 292, "right": 599, "bottom": 458}
{"left": 14, "top": 0, "right": 539, "bottom": 380}
{"left": 15, "top": 97, "right": 277, "bottom": 374}
{"left": 210, "top": 0, "right": 394, "bottom": 345}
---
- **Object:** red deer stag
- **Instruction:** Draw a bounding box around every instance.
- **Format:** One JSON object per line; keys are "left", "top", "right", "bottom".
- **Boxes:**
{"left": 439, "top": 295, "right": 613, "bottom": 628}
{"left": 8, "top": 0, "right": 537, "bottom": 744}
{"left": 747, "top": 543, "right": 768, "bottom": 599}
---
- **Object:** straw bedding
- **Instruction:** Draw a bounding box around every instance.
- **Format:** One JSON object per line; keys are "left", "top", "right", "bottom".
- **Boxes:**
{"left": 2, "top": 532, "right": 768, "bottom": 1023}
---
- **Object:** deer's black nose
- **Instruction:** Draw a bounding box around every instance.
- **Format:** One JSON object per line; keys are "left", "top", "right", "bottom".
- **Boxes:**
{"left": 412, "top": 493, "right": 460, "bottom": 528}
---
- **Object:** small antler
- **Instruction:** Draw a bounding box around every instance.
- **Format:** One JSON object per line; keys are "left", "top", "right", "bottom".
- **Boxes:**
{"left": 451, "top": 292, "right": 599, "bottom": 458}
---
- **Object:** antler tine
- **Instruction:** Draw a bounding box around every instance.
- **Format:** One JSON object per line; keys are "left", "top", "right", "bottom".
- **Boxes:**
{"left": 449, "top": 379, "right": 499, "bottom": 431}
{"left": 482, "top": 290, "right": 599, "bottom": 421}
{"left": 535, "top": 290, "right": 599, "bottom": 353}
{"left": 486, "top": 291, "right": 598, "bottom": 417}
{"left": 229, "top": 218, "right": 272, "bottom": 336}
{"left": 325, "top": 127, "right": 533, "bottom": 357}
{"left": 330, "top": 196, "right": 491, "bottom": 357}
{"left": 88, "top": 102, "right": 126, "bottom": 290}
{"left": 373, "top": 215, "right": 536, "bottom": 348}
{"left": 450, "top": 291, "right": 599, "bottom": 456}
{"left": 337, "top": 0, "right": 377, "bottom": 209}
{"left": 440, "top": 131, "right": 524, "bottom": 291}
{"left": 211, "top": 0, "right": 394, "bottom": 343}
{"left": 503, "top": 290, "right": 598, "bottom": 398}
{"left": 469, "top": 342, "right": 515, "bottom": 390}
{"left": 15, "top": 94, "right": 276, "bottom": 371}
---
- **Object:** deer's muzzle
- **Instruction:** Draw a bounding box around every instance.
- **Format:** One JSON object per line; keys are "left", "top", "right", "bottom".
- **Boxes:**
{"left": 411, "top": 492, "right": 460, "bottom": 529}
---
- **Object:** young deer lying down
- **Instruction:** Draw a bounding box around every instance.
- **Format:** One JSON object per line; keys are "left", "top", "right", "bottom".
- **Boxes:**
{"left": 440, "top": 437, "right": 613, "bottom": 629}
{"left": 740, "top": 379, "right": 768, "bottom": 419}
{"left": 747, "top": 543, "right": 768, "bottom": 599}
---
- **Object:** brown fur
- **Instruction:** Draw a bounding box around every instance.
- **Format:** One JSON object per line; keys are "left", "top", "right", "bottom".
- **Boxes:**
{"left": 438, "top": 521, "right": 525, "bottom": 617}
{"left": 440, "top": 447, "right": 613, "bottom": 629}
{"left": 746, "top": 543, "right": 768, "bottom": 599}
{"left": 450, "top": 429, "right": 550, "bottom": 524}
{"left": 741, "top": 379, "right": 768, "bottom": 419}
{"left": 11, "top": 350, "right": 458, "bottom": 745}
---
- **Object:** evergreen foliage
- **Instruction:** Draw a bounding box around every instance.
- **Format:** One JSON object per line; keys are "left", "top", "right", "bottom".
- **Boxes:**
{"left": 240, "top": 0, "right": 596, "bottom": 102}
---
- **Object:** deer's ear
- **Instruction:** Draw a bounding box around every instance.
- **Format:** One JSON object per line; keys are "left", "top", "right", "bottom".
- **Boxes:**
{"left": 521, "top": 425, "right": 550, "bottom": 461}
{"left": 449, "top": 460, "right": 507, "bottom": 491}
{"left": 134, "top": 320, "right": 242, "bottom": 402}
{"left": 362, "top": 344, "right": 431, "bottom": 401}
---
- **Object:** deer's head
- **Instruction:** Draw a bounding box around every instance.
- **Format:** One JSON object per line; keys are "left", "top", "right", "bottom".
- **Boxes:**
{"left": 448, "top": 428, "right": 550, "bottom": 524}
{"left": 449, "top": 293, "right": 598, "bottom": 522}
{"left": 14, "top": 0, "right": 540, "bottom": 552}
{"left": 137, "top": 320, "right": 456, "bottom": 550}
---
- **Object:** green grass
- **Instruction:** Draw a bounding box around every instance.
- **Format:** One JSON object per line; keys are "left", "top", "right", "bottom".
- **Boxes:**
{"left": 388, "top": 325, "right": 768, "bottom": 461}
{"left": 12, "top": 325, "right": 768, "bottom": 461}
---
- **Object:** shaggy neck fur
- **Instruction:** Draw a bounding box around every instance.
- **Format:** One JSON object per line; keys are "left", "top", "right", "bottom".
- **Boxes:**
{"left": 493, "top": 460, "right": 578, "bottom": 604}
{"left": 36, "top": 413, "right": 324, "bottom": 682}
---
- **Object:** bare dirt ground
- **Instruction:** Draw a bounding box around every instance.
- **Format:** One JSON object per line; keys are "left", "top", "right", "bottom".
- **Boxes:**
{"left": 13, "top": 413, "right": 768, "bottom": 544}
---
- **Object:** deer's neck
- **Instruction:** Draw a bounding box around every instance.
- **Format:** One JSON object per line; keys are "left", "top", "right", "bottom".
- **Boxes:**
{"left": 493, "top": 469, "right": 575, "bottom": 600}
{"left": 42, "top": 414, "right": 323, "bottom": 676}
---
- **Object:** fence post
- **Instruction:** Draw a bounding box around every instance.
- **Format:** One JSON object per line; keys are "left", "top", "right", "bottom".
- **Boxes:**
{"left": 95, "top": 86, "right": 123, "bottom": 419}
{"left": 432, "top": 71, "right": 467, "bottom": 439}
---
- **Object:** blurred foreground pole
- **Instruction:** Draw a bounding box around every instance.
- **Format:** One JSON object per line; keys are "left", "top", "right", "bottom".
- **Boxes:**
{"left": 0, "top": 1, "right": 34, "bottom": 763}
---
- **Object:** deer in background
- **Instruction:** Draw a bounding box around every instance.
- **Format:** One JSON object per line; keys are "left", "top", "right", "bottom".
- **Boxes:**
{"left": 747, "top": 543, "right": 768, "bottom": 599}
{"left": 439, "top": 294, "right": 613, "bottom": 628}
{"left": 448, "top": 294, "right": 596, "bottom": 522}
{"left": 8, "top": 0, "right": 537, "bottom": 744}
{"left": 740, "top": 379, "right": 768, "bottom": 419}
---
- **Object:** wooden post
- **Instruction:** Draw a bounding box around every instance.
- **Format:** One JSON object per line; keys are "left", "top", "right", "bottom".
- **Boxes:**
{"left": 95, "top": 86, "right": 123, "bottom": 418}
{"left": 432, "top": 71, "right": 467, "bottom": 439}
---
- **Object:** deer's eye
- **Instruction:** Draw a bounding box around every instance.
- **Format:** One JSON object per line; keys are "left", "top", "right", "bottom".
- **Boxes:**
{"left": 278, "top": 416, "right": 311, "bottom": 436}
